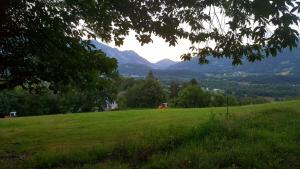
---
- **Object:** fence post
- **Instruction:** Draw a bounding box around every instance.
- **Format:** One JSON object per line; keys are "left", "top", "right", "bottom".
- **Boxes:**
{"left": 226, "top": 95, "right": 229, "bottom": 118}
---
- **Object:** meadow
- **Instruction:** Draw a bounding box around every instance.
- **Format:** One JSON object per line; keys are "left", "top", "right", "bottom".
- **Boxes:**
{"left": 0, "top": 100, "right": 299, "bottom": 169}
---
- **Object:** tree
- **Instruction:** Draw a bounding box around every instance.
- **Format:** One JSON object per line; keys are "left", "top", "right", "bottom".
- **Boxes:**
{"left": 0, "top": 77, "right": 119, "bottom": 117}
{"left": 211, "top": 93, "right": 226, "bottom": 107}
{"left": 0, "top": 90, "right": 18, "bottom": 117}
{"left": 1, "top": 0, "right": 300, "bottom": 90}
{"left": 126, "top": 75, "right": 166, "bottom": 108}
{"left": 169, "top": 81, "right": 181, "bottom": 99}
{"left": 117, "top": 77, "right": 143, "bottom": 92}
{"left": 176, "top": 85, "right": 210, "bottom": 108}
{"left": 1, "top": 0, "right": 118, "bottom": 91}
{"left": 146, "top": 71, "right": 156, "bottom": 80}
{"left": 227, "top": 95, "right": 239, "bottom": 106}
{"left": 189, "top": 78, "right": 199, "bottom": 85}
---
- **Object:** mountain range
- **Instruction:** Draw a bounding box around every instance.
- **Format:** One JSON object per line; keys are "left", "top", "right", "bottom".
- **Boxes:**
{"left": 92, "top": 40, "right": 300, "bottom": 81}
{"left": 91, "top": 41, "right": 156, "bottom": 67}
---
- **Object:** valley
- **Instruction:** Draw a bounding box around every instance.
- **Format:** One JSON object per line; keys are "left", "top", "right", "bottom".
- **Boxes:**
{"left": 92, "top": 41, "right": 300, "bottom": 99}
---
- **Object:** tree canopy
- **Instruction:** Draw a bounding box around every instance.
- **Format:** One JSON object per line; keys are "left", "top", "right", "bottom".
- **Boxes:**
{"left": 176, "top": 84, "right": 210, "bottom": 108}
{"left": 1, "top": 0, "right": 118, "bottom": 91}
{"left": 125, "top": 72, "right": 166, "bottom": 108}
{"left": 1, "top": 0, "right": 300, "bottom": 90}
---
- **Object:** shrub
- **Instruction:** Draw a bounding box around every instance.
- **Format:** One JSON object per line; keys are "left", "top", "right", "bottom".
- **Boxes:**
{"left": 175, "top": 85, "right": 210, "bottom": 108}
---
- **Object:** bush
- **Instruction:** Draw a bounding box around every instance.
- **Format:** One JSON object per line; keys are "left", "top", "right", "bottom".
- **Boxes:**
{"left": 126, "top": 79, "right": 166, "bottom": 108}
{"left": 175, "top": 85, "right": 210, "bottom": 108}
{"left": 0, "top": 87, "right": 115, "bottom": 117}
{"left": 227, "top": 95, "right": 239, "bottom": 106}
{"left": 210, "top": 93, "right": 226, "bottom": 107}
{"left": 0, "top": 90, "right": 64, "bottom": 117}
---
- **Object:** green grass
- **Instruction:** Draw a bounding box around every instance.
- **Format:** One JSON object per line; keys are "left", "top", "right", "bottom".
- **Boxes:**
{"left": 0, "top": 100, "right": 300, "bottom": 169}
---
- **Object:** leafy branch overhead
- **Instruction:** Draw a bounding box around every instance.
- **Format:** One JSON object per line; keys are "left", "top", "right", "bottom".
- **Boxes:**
{"left": 65, "top": 0, "right": 300, "bottom": 64}
{"left": 1, "top": 0, "right": 300, "bottom": 90}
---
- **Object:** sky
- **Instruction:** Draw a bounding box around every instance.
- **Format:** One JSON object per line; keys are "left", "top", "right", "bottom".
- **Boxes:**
{"left": 105, "top": 31, "right": 192, "bottom": 63}
{"left": 102, "top": 11, "right": 300, "bottom": 64}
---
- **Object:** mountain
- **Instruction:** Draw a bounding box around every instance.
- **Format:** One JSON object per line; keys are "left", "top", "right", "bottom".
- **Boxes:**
{"left": 92, "top": 39, "right": 300, "bottom": 83}
{"left": 155, "top": 59, "right": 177, "bottom": 69}
{"left": 118, "top": 63, "right": 153, "bottom": 77}
{"left": 91, "top": 40, "right": 156, "bottom": 68}
{"left": 167, "top": 57, "right": 234, "bottom": 74}
{"left": 168, "top": 45, "right": 300, "bottom": 76}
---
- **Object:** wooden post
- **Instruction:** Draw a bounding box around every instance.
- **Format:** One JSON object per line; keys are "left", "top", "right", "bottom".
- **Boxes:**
{"left": 226, "top": 95, "right": 229, "bottom": 118}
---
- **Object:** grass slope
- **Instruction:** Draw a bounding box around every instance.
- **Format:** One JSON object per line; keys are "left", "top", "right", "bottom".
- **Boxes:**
{"left": 0, "top": 100, "right": 300, "bottom": 169}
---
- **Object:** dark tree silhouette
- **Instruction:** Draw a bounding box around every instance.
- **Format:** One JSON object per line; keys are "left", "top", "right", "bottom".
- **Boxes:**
{"left": 1, "top": 0, "right": 300, "bottom": 90}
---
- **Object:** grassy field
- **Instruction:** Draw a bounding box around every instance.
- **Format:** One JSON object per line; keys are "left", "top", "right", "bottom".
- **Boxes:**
{"left": 0, "top": 100, "right": 300, "bottom": 169}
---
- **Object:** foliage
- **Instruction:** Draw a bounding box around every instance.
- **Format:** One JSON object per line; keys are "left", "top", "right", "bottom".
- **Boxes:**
{"left": 116, "top": 93, "right": 128, "bottom": 110}
{"left": 227, "top": 95, "right": 239, "bottom": 106}
{"left": 210, "top": 93, "right": 226, "bottom": 107}
{"left": 0, "top": 89, "right": 60, "bottom": 117}
{"left": 118, "top": 78, "right": 268, "bottom": 109}
{"left": 169, "top": 79, "right": 237, "bottom": 109}
{"left": 239, "top": 96, "right": 269, "bottom": 105}
{"left": 125, "top": 74, "right": 166, "bottom": 108}
{"left": 175, "top": 84, "right": 211, "bottom": 108}
{"left": 168, "top": 81, "right": 181, "bottom": 99}
{"left": 1, "top": 0, "right": 300, "bottom": 90}
{"left": 0, "top": 0, "right": 117, "bottom": 91}
{"left": 189, "top": 78, "right": 198, "bottom": 85}
{"left": 146, "top": 71, "right": 156, "bottom": 80}
{"left": 116, "top": 77, "right": 144, "bottom": 92}
{"left": 0, "top": 81, "right": 118, "bottom": 117}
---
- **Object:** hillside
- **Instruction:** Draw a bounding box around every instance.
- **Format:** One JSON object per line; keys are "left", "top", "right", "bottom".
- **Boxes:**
{"left": 1, "top": 100, "right": 299, "bottom": 169}
{"left": 168, "top": 49, "right": 300, "bottom": 76}
{"left": 92, "top": 40, "right": 300, "bottom": 84}
{"left": 91, "top": 40, "right": 156, "bottom": 68}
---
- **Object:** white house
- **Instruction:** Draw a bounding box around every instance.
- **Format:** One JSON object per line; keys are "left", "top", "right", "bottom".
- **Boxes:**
{"left": 104, "top": 101, "right": 118, "bottom": 111}
{"left": 10, "top": 112, "right": 17, "bottom": 117}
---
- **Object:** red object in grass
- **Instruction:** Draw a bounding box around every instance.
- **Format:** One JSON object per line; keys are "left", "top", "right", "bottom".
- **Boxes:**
{"left": 158, "top": 103, "right": 168, "bottom": 109}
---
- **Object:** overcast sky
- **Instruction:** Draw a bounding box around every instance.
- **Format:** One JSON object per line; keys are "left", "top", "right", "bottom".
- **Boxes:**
{"left": 103, "top": 12, "right": 300, "bottom": 64}
{"left": 105, "top": 31, "right": 192, "bottom": 63}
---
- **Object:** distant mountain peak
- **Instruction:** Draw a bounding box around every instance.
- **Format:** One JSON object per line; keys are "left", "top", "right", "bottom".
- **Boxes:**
{"left": 91, "top": 40, "right": 156, "bottom": 68}
{"left": 123, "top": 50, "right": 138, "bottom": 54}
{"left": 155, "top": 58, "right": 175, "bottom": 63}
{"left": 91, "top": 40, "right": 181, "bottom": 70}
{"left": 91, "top": 40, "right": 300, "bottom": 78}
{"left": 155, "top": 59, "right": 178, "bottom": 69}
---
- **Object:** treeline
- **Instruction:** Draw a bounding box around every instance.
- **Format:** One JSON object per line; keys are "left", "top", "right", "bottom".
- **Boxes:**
{"left": 0, "top": 71, "right": 270, "bottom": 117}
{"left": 0, "top": 83, "right": 117, "bottom": 117}
{"left": 117, "top": 71, "right": 269, "bottom": 109}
